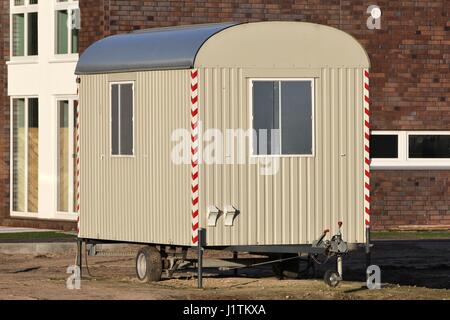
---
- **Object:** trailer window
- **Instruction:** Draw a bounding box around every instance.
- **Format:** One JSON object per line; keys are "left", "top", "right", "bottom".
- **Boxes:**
{"left": 111, "top": 83, "right": 134, "bottom": 156}
{"left": 251, "top": 80, "right": 313, "bottom": 156}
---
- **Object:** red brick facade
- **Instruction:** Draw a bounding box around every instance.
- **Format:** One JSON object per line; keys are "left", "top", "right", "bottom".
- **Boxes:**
{"left": 0, "top": 0, "right": 449, "bottom": 231}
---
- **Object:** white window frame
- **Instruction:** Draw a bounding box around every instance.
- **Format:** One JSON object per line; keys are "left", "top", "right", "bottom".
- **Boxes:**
{"left": 54, "top": 96, "right": 78, "bottom": 221}
{"left": 10, "top": 96, "right": 39, "bottom": 218}
{"left": 10, "top": 0, "right": 39, "bottom": 61}
{"left": 371, "top": 130, "right": 450, "bottom": 170}
{"left": 248, "top": 78, "right": 315, "bottom": 158}
{"left": 109, "top": 81, "right": 135, "bottom": 158}
{"left": 54, "top": 0, "right": 79, "bottom": 58}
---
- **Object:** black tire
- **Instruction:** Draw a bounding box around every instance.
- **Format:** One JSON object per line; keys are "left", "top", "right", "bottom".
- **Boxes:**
{"left": 135, "top": 246, "right": 162, "bottom": 282}
{"left": 324, "top": 270, "right": 340, "bottom": 288}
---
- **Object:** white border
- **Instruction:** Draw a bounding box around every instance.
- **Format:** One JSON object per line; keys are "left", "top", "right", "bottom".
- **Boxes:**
{"left": 9, "top": 0, "right": 39, "bottom": 60}
{"left": 109, "top": 81, "right": 135, "bottom": 158}
{"left": 371, "top": 130, "right": 450, "bottom": 170}
{"left": 10, "top": 96, "right": 38, "bottom": 218}
{"left": 248, "top": 78, "right": 315, "bottom": 158}
{"left": 54, "top": 0, "right": 79, "bottom": 59}
{"left": 55, "top": 96, "right": 78, "bottom": 220}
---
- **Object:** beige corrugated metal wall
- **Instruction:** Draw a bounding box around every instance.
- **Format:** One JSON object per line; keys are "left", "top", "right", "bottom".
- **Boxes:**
{"left": 79, "top": 67, "right": 365, "bottom": 246}
{"left": 79, "top": 71, "right": 192, "bottom": 246}
{"left": 198, "top": 67, "right": 365, "bottom": 246}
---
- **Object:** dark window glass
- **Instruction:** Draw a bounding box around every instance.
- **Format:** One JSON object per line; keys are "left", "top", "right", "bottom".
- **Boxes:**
{"left": 120, "top": 84, "right": 133, "bottom": 155}
{"left": 252, "top": 81, "right": 280, "bottom": 155}
{"left": 111, "top": 83, "right": 133, "bottom": 155}
{"left": 370, "top": 135, "right": 398, "bottom": 158}
{"left": 409, "top": 135, "right": 450, "bottom": 158}
{"left": 28, "top": 98, "right": 39, "bottom": 128}
{"left": 252, "top": 80, "right": 313, "bottom": 155}
{"left": 281, "top": 81, "right": 312, "bottom": 155}
{"left": 27, "top": 12, "right": 38, "bottom": 56}
{"left": 111, "top": 84, "right": 119, "bottom": 155}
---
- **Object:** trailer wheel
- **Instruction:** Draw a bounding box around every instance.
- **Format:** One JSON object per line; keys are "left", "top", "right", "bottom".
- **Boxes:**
{"left": 324, "top": 270, "right": 340, "bottom": 288}
{"left": 136, "top": 246, "right": 162, "bottom": 282}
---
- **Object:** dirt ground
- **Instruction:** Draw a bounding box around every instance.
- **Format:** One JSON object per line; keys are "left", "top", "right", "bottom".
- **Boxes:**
{"left": 0, "top": 240, "right": 449, "bottom": 300}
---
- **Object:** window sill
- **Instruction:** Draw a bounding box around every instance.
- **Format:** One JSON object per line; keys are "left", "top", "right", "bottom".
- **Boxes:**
{"left": 49, "top": 54, "right": 79, "bottom": 64}
{"left": 55, "top": 212, "right": 78, "bottom": 221}
{"left": 250, "top": 154, "right": 315, "bottom": 158}
{"left": 7, "top": 58, "right": 39, "bottom": 65}
{"left": 10, "top": 211, "right": 38, "bottom": 219}
{"left": 371, "top": 164, "right": 450, "bottom": 170}
{"left": 10, "top": 211, "right": 78, "bottom": 221}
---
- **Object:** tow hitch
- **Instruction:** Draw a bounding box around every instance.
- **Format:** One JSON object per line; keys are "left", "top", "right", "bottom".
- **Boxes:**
{"left": 312, "top": 221, "right": 348, "bottom": 287}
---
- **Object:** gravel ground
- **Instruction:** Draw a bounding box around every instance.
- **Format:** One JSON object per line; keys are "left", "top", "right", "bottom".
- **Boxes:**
{"left": 0, "top": 240, "right": 449, "bottom": 300}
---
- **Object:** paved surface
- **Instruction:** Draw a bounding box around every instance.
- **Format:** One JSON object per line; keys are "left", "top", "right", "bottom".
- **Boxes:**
{"left": 0, "top": 240, "right": 449, "bottom": 300}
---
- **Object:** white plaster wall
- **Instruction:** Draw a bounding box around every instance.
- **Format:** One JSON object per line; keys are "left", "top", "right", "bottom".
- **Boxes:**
{"left": 7, "top": 0, "right": 79, "bottom": 221}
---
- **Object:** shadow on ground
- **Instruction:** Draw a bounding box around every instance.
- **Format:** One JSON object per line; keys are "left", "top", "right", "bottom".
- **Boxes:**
{"left": 175, "top": 240, "right": 450, "bottom": 290}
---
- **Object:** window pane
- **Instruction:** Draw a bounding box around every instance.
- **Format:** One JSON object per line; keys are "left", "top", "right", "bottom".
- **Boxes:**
{"left": 252, "top": 81, "right": 280, "bottom": 155}
{"left": 281, "top": 81, "right": 313, "bottom": 155}
{"left": 371, "top": 135, "right": 398, "bottom": 158}
{"left": 57, "top": 101, "right": 69, "bottom": 212}
{"left": 27, "top": 12, "right": 38, "bottom": 56}
{"left": 120, "top": 84, "right": 134, "bottom": 155}
{"left": 13, "top": 14, "right": 25, "bottom": 56}
{"left": 28, "top": 98, "right": 39, "bottom": 212}
{"left": 14, "top": 0, "right": 25, "bottom": 6}
{"left": 56, "top": 10, "right": 68, "bottom": 54}
{"left": 71, "top": 28, "right": 79, "bottom": 54}
{"left": 13, "top": 99, "right": 26, "bottom": 212}
{"left": 71, "top": 9, "right": 80, "bottom": 53}
{"left": 409, "top": 135, "right": 450, "bottom": 158}
{"left": 29, "top": 0, "right": 38, "bottom": 4}
{"left": 111, "top": 85, "right": 119, "bottom": 155}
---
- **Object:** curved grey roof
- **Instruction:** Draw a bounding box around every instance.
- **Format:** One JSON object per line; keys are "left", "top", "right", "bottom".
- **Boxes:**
{"left": 75, "top": 23, "right": 239, "bottom": 75}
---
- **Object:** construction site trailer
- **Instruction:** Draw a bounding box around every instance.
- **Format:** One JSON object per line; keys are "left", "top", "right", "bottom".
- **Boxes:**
{"left": 74, "top": 22, "right": 371, "bottom": 284}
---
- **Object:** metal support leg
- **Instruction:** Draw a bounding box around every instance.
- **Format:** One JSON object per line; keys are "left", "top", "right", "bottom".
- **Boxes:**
{"left": 76, "top": 238, "right": 83, "bottom": 279}
{"left": 337, "top": 255, "right": 343, "bottom": 279}
{"left": 365, "top": 226, "right": 371, "bottom": 269}
{"left": 233, "top": 252, "right": 238, "bottom": 276}
{"left": 197, "top": 229, "right": 205, "bottom": 289}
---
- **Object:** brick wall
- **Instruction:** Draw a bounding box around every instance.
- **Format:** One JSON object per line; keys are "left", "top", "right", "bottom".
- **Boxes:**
{"left": 372, "top": 171, "right": 450, "bottom": 230}
{"left": 78, "top": 0, "right": 449, "bottom": 231}
{"left": 0, "top": 1, "right": 447, "bottom": 231}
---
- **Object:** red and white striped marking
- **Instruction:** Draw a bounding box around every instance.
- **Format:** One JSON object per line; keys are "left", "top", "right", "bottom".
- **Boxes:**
{"left": 76, "top": 78, "right": 81, "bottom": 236}
{"left": 191, "top": 69, "right": 199, "bottom": 245}
{"left": 363, "top": 69, "right": 370, "bottom": 227}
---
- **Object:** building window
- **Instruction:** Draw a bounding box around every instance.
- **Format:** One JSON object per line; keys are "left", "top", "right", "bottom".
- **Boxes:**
{"left": 371, "top": 131, "right": 450, "bottom": 169}
{"left": 55, "top": 0, "right": 80, "bottom": 55}
{"left": 408, "top": 135, "right": 450, "bottom": 159}
{"left": 251, "top": 79, "right": 314, "bottom": 156}
{"left": 11, "top": 97, "right": 39, "bottom": 213}
{"left": 11, "top": 0, "right": 38, "bottom": 57}
{"left": 111, "top": 83, "right": 134, "bottom": 156}
{"left": 371, "top": 134, "right": 398, "bottom": 159}
{"left": 57, "top": 99, "right": 78, "bottom": 213}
